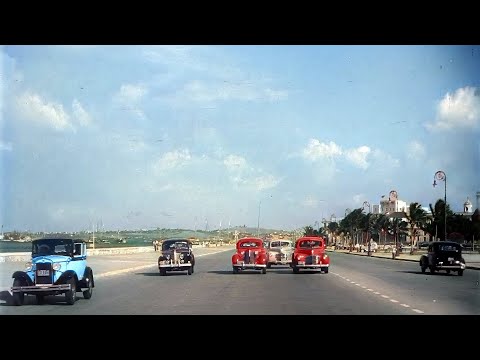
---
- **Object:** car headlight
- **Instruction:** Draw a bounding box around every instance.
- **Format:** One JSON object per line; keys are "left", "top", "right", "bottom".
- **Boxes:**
{"left": 25, "top": 262, "right": 33, "bottom": 271}
{"left": 53, "top": 263, "right": 62, "bottom": 271}
{"left": 180, "top": 253, "right": 184, "bottom": 259}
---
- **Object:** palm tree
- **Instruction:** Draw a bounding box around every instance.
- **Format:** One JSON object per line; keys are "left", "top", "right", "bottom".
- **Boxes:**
{"left": 406, "top": 202, "right": 427, "bottom": 254}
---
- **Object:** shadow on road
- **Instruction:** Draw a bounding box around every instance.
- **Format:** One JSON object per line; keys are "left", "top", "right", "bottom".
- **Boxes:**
{"left": 0, "top": 290, "right": 13, "bottom": 305}
{"left": 0, "top": 292, "right": 76, "bottom": 306}
{"left": 135, "top": 271, "right": 190, "bottom": 276}
{"left": 396, "top": 270, "right": 455, "bottom": 276}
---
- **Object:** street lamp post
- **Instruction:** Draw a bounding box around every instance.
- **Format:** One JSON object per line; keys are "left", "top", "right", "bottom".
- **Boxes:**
{"left": 433, "top": 170, "right": 447, "bottom": 241}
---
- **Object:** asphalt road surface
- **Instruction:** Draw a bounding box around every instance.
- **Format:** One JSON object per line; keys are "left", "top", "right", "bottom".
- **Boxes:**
{"left": 1, "top": 248, "right": 479, "bottom": 315}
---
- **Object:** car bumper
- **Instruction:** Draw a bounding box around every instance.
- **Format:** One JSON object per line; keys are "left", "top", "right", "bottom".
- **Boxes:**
{"left": 436, "top": 264, "right": 466, "bottom": 270}
{"left": 159, "top": 263, "right": 192, "bottom": 268}
{"left": 295, "top": 263, "right": 329, "bottom": 268}
{"left": 11, "top": 284, "right": 72, "bottom": 293}
{"left": 233, "top": 263, "right": 266, "bottom": 269}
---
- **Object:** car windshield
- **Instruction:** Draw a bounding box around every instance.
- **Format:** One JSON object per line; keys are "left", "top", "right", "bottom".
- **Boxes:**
{"left": 438, "top": 244, "right": 461, "bottom": 252}
{"left": 239, "top": 241, "right": 261, "bottom": 248}
{"left": 163, "top": 241, "right": 189, "bottom": 250}
{"left": 299, "top": 240, "right": 322, "bottom": 248}
{"left": 270, "top": 241, "right": 291, "bottom": 248}
{"left": 32, "top": 239, "right": 73, "bottom": 257}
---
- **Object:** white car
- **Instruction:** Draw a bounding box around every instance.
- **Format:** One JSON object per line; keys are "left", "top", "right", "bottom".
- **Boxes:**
{"left": 267, "top": 240, "right": 294, "bottom": 267}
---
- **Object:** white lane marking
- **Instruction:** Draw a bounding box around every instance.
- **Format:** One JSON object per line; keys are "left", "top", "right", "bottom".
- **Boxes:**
{"left": 331, "top": 270, "right": 425, "bottom": 314}
{"left": 96, "top": 248, "right": 232, "bottom": 279}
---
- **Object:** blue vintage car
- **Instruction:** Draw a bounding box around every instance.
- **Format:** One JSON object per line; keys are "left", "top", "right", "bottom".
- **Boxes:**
{"left": 10, "top": 236, "right": 95, "bottom": 305}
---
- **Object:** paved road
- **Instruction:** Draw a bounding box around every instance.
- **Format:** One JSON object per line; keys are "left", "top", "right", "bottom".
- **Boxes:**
{"left": 1, "top": 249, "right": 478, "bottom": 315}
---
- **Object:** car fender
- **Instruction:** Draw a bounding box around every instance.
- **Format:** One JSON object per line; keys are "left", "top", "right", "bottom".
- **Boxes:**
{"left": 79, "top": 266, "right": 94, "bottom": 288}
{"left": 56, "top": 270, "right": 78, "bottom": 284}
{"left": 12, "top": 271, "right": 34, "bottom": 286}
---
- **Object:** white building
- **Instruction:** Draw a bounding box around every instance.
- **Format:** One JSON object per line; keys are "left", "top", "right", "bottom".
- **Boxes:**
{"left": 379, "top": 190, "right": 408, "bottom": 215}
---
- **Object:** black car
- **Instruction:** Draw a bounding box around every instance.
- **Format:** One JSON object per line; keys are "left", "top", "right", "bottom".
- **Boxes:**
{"left": 419, "top": 241, "right": 466, "bottom": 276}
{"left": 157, "top": 238, "right": 195, "bottom": 276}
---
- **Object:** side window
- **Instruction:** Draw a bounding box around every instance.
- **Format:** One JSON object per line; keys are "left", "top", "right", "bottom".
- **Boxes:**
{"left": 74, "top": 243, "right": 82, "bottom": 256}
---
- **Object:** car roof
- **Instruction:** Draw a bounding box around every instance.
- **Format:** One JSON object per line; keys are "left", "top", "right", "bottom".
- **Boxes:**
{"left": 33, "top": 237, "right": 86, "bottom": 243}
{"left": 238, "top": 237, "right": 263, "bottom": 242}
{"left": 432, "top": 241, "right": 461, "bottom": 246}
{"left": 163, "top": 238, "right": 191, "bottom": 243}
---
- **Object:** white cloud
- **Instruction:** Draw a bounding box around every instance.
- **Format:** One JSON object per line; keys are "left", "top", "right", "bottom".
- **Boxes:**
{"left": 407, "top": 140, "right": 426, "bottom": 160}
{"left": 0, "top": 141, "right": 13, "bottom": 151}
{"left": 344, "top": 146, "right": 371, "bottom": 169}
{"left": 302, "top": 139, "right": 343, "bottom": 161}
{"left": 114, "top": 83, "right": 148, "bottom": 104}
{"left": 72, "top": 99, "right": 92, "bottom": 126}
{"left": 231, "top": 174, "right": 280, "bottom": 191}
{"left": 153, "top": 149, "right": 191, "bottom": 173}
{"left": 223, "top": 154, "right": 247, "bottom": 172}
{"left": 167, "top": 80, "right": 288, "bottom": 105}
{"left": 426, "top": 86, "right": 480, "bottom": 131}
{"left": 15, "top": 91, "right": 74, "bottom": 131}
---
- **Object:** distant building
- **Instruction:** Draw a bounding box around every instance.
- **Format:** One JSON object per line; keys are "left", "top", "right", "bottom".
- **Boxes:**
{"left": 372, "top": 204, "right": 380, "bottom": 214}
{"left": 454, "top": 197, "right": 475, "bottom": 216}
{"left": 379, "top": 190, "right": 408, "bottom": 215}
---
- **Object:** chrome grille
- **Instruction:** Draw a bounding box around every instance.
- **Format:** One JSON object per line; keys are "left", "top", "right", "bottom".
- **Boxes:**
{"left": 35, "top": 262, "right": 53, "bottom": 285}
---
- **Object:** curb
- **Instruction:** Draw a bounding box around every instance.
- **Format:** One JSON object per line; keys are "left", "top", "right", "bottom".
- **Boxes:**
{"left": 327, "top": 250, "right": 480, "bottom": 270}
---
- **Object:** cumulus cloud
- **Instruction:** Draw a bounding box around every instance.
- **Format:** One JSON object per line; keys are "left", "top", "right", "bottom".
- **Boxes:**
{"left": 426, "top": 86, "right": 480, "bottom": 131}
{"left": 302, "top": 139, "right": 343, "bottom": 161}
{"left": 407, "top": 140, "right": 426, "bottom": 160}
{"left": 115, "top": 83, "right": 147, "bottom": 104}
{"left": 15, "top": 91, "right": 74, "bottom": 131}
{"left": 153, "top": 149, "right": 191, "bottom": 173}
{"left": 344, "top": 146, "right": 371, "bottom": 170}
{"left": 72, "top": 99, "right": 92, "bottom": 126}
{"left": 223, "top": 154, "right": 247, "bottom": 171}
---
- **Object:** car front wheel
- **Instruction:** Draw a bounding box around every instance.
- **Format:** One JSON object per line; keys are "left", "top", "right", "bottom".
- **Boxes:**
{"left": 12, "top": 278, "right": 25, "bottom": 306}
{"left": 458, "top": 270, "right": 464, "bottom": 276}
{"left": 65, "top": 277, "right": 77, "bottom": 305}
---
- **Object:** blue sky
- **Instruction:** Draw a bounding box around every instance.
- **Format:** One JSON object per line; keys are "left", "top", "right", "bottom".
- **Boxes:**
{"left": 1, "top": 45, "right": 479, "bottom": 232}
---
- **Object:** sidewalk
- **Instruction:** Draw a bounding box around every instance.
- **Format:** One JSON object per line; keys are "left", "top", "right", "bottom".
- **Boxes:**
{"left": 327, "top": 249, "right": 480, "bottom": 270}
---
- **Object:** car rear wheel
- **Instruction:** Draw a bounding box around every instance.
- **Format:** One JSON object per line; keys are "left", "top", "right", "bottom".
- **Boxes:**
{"left": 36, "top": 295, "right": 45, "bottom": 305}
{"left": 293, "top": 267, "right": 299, "bottom": 274}
{"left": 232, "top": 267, "right": 239, "bottom": 274}
{"left": 12, "top": 278, "right": 25, "bottom": 306}
{"left": 267, "top": 263, "right": 272, "bottom": 269}
{"left": 159, "top": 268, "right": 166, "bottom": 276}
{"left": 429, "top": 266, "right": 436, "bottom": 274}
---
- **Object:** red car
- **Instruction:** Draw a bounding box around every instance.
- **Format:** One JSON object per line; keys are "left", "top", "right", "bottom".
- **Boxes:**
{"left": 231, "top": 237, "right": 268, "bottom": 274}
{"left": 291, "top": 236, "right": 330, "bottom": 274}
